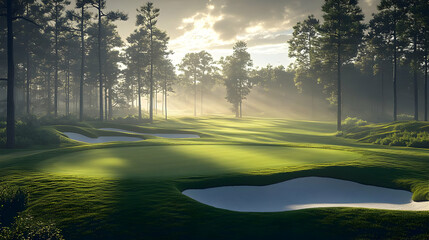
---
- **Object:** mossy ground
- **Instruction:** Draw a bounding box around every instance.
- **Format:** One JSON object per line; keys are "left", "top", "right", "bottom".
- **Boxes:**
{"left": 0, "top": 117, "right": 428, "bottom": 239}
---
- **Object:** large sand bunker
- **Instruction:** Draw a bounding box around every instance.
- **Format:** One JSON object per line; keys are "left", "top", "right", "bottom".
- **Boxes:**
{"left": 183, "top": 177, "right": 429, "bottom": 212}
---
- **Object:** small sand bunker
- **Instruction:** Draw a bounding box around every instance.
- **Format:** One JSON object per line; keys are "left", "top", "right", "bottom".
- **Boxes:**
{"left": 183, "top": 177, "right": 429, "bottom": 212}
{"left": 99, "top": 128, "right": 200, "bottom": 138}
{"left": 63, "top": 132, "right": 142, "bottom": 143}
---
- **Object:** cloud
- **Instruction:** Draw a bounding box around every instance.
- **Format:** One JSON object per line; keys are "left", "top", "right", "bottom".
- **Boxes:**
{"left": 104, "top": 0, "right": 379, "bottom": 67}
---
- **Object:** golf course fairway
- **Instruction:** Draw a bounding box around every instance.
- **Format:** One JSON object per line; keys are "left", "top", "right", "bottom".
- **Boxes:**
{"left": 0, "top": 117, "right": 428, "bottom": 239}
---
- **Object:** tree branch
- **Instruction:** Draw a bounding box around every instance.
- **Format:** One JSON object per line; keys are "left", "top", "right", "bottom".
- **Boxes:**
{"left": 12, "top": 16, "right": 42, "bottom": 28}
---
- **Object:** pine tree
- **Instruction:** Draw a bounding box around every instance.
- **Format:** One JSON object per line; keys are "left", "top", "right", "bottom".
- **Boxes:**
{"left": 319, "top": 0, "right": 365, "bottom": 131}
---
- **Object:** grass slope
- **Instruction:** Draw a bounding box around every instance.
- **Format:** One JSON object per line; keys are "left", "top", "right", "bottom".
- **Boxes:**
{"left": 344, "top": 121, "right": 429, "bottom": 148}
{"left": 0, "top": 117, "right": 428, "bottom": 240}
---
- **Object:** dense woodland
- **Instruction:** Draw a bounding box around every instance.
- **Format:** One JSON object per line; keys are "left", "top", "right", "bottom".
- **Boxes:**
{"left": 0, "top": 0, "right": 428, "bottom": 148}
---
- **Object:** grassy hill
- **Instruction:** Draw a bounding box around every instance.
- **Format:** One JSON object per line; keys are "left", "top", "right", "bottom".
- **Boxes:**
{"left": 0, "top": 117, "right": 428, "bottom": 239}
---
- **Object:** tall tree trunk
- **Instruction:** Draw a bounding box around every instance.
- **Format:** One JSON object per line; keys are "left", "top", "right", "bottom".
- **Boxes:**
{"left": 381, "top": 66, "right": 384, "bottom": 117}
{"left": 6, "top": 0, "right": 15, "bottom": 148}
{"left": 425, "top": 49, "right": 428, "bottom": 121}
{"left": 162, "top": 87, "right": 164, "bottom": 116}
{"left": 413, "top": 34, "right": 418, "bottom": 121}
{"left": 393, "top": 20, "right": 398, "bottom": 121}
{"left": 149, "top": 21, "right": 154, "bottom": 123}
{"left": 108, "top": 88, "right": 113, "bottom": 120}
{"left": 25, "top": 39, "right": 30, "bottom": 115}
{"left": 239, "top": 100, "right": 242, "bottom": 118}
{"left": 337, "top": 15, "right": 342, "bottom": 131}
{"left": 201, "top": 85, "right": 203, "bottom": 116}
{"left": 138, "top": 67, "right": 142, "bottom": 121}
{"left": 155, "top": 89, "right": 158, "bottom": 115}
{"left": 164, "top": 80, "right": 167, "bottom": 120}
{"left": 79, "top": 6, "right": 85, "bottom": 121}
{"left": 47, "top": 70, "right": 52, "bottom": 115}
{"left": 194, "top": 73, "right": 197, "bottom": 117}
{"left": 105, "top": 86, "right": 108, "bottom": 120}
{"left": 131, "top": 85, "right": 134, "bottom": 108}
{"left": 98, "top": 0, "right": 103, "bottom": 121}
{"left": 54, "top": 3, "right": 59, "bottom": 117}
{"left": 311, "top": 84, "right": 314, "bottom": 120}
{"left": 66, "top": 61, "right": 70, "bottom": 116}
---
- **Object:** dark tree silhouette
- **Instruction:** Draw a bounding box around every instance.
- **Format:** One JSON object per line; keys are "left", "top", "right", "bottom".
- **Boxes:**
{"left": 43, "top": 0, "right": 70, "bottom": 117}
{"left": 137, "top": 2, "right": 159, "bottom": 123}
{"left": 319, "top": 0, "right": 365, "bottom": 131}
{"left": 90, "top": 0, "right": 127, "bottom": 121}
{"left": 288, "top": 15, "right": 320, "bottom": 119}
{"left": 378, "top": 0, "right": 408, "bottom": 121}
{"left": 222, "top": 41, "right": 253, "bottom": 118}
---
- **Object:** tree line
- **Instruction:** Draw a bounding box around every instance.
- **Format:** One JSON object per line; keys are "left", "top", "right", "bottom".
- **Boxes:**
{"left": 1, "top": 0, "right": 428, "bottom": 148}
{"left": 288, "top": 0, "right": 429, "bottom": 130}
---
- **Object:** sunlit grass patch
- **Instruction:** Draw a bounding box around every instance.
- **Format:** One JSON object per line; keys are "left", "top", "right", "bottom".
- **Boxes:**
{"left": 0, "top": 117, "right": 428, "bottom": 239}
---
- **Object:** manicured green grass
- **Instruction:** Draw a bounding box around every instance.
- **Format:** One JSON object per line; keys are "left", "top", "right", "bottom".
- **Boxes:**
{"left": 38, "top": 145, "right": 360, "bottom": 178}
{"left": 0, "top": 117, "right": 428, "bottom": 239}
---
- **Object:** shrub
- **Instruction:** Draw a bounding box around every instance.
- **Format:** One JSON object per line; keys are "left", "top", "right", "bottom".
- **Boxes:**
{"left": 0, "top": 118, "right": 61, "bottom": 148}
{"left": 0, "top": 185, "right": 64, "bottom": 240}
{"left": 0, "top": 213, "right": 64, "bottom": 240}
{"left": 397, "top": 114, "right": 414, "bottom": 121}
{"left": 0, "top": 185, "right": 27, "bottom": 227}
{"left": 374, "top": 131, "right": 429, "bottom": 148}
{"left": 342, "top": 117, "right": 367, "bottom": 130}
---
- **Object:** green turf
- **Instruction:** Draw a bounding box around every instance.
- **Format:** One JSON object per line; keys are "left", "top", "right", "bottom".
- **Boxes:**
{"left": 38, "top": 145, "right": 360, "bottom": 178}
{"left": 0, "top": 117, "right": 428, "bottom": 240}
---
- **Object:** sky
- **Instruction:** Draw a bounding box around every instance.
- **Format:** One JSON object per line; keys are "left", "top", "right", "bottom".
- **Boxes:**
{"left": 97, "top": 0, "right": 380, "bottom": 68}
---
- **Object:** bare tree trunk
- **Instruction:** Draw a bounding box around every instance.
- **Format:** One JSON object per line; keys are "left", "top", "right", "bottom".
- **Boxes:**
{"left": 201, "top": 86, "right": 203, "bottom": 116}
{"left": 194, "top": 73, "right": 197, "bottom": 117}
{"left": 108, "top": 88, "right": 113, "bottom": 120}
{"left": 138, "top": 67, "right": 142, "bottom": 121}
{"left": 66, "top": 61, "right": 70, "bottom": 115}
{"left": 25, "top": 39, "right": 31, "bottom": 115}
{"left": 311, "top": 84, "right": 314, "bottom": 120}
{"left": 413, "top": 34, "right": 419, "bottom": 121}
{"left": 98, "top": 0, "right": 103, "bottom": 121}
{"left": 54, "top": 2, "right": 59, "bottom": 117}
{"left": 47, "top": 70, "right": 52, "bottom": 115}
{"left": 337, "top": 14, "right": 342, "bottom": 131}
{"left": 79, "top": 6, "right": 85, "bottom": 121}
{"left": 381, "top": 66, "right": 384, "bottom": 118}
{"left": 155, "top": 89, "right": 158, "bottom": 115}
{"left": 425, "top": 50, "right": 428, "bottom": 121}
{"left": 105, "top": 86, "right": 108, "bottom": 120}
{"left": 131, "top": 85, "right": 134, "bottom": 108}
{"left": 239, "top": 100, "right": 242, "bottom": 118}
{"left": 149, "top": 20, "right": 154, "bottom": 123}
{"left": 393, "top": 20, "right": 398, "bottom": 121}
{"left": 6, "top": 0, "right": 15, "bottom": 148}
{"left": 162, "top": 88, "right": 164, "bottom": 116}
{"left": 164, "top": 81, "right": 167, "bottom": 120}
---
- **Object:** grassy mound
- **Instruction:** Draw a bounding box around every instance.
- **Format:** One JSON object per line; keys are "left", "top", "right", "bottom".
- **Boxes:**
{"left": 0, "top": 117, "right": 428, "bottom": 239}
{"left": 343, "top": 121, "right": 429, "bottom": 148}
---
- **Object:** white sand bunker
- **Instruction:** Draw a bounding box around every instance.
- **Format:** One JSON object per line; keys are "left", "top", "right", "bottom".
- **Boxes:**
{"left": 99, "top": 128, "right": 200, "bottom": 138}
{"left": 183, "top": 177, "right": 429, "bottom": 212}
{"left": 63, "top": 132, "right": 142, "bottom": 143}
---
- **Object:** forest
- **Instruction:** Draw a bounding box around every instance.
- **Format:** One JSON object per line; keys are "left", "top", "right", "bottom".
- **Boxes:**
{"left": 0, "top": 0, "right": 428, "bottom": 240}
{"left": 0, "top": 0, "right": 428, "bottom": 148}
